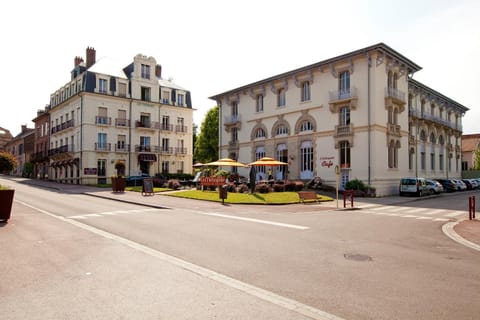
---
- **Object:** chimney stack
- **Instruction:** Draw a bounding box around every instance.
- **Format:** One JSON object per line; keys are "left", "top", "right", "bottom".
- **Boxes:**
{"left": 86, "top": 47, "right": 96, "bottom": 69}
{"left": 155, "top": 64, "right": 162, "bottom": 78}
{"left": 74, "top": 56, "right": 84, "bottom": 67}
{"left": 21, "top": 125, "right": 27, "bottom": 133}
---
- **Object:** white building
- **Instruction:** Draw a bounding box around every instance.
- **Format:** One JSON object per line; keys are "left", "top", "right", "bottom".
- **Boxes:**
{"left": 210, "top": 43, "right": 468, "bottom": 196}
{"left": 48, "top": 47, "right": 194, "bottom": 184}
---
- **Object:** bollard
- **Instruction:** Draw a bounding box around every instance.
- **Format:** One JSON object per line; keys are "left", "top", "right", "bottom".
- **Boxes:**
{"left": 469, "top": 196, "right": 476, "bottom": 220}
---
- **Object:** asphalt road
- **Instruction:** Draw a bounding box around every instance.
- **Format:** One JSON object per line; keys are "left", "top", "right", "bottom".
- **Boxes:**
{"left": 1, "top": 178, "right": 479, "bottom": 320}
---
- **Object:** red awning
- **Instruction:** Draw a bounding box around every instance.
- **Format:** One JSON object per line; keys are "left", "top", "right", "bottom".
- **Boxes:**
{"left": 138, "top": 154, "right": 157, "bottom": 162}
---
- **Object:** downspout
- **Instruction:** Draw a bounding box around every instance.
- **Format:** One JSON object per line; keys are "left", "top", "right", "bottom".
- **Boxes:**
{"left": 128, "top": 99, "right": 132, "bottom": 176}
{"left": 80, "top": 94, "right": 84, "bottom": 184}
{"left": 218, "top": 100, "right": 222, "bottom": 159}
{"left": 367, "top": 53, "right": 371, "bottom": 185}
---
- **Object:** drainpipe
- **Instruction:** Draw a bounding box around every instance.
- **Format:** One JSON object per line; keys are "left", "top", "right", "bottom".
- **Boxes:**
{"left": 80, "top": 94, "right": 84, "bottom": 184}
{"left": 128, "top": 99, "right": 132, "bottom": 177}
{"left": 367, "top": 53, "right": 371, "bottom": 185}
{"left": 218, "top": 100, "right": 222, "bottom": 159}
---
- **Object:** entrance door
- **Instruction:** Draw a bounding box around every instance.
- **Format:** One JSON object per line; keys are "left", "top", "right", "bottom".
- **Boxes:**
{"left": 140, "top": 161, "right": 150, "bottom": 175}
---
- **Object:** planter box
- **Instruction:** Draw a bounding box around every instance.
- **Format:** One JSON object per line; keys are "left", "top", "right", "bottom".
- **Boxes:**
{"left": 111, "top": 177, "right": 126, "bottom": 193}
{"left": 0, "top": 189, "right": 14, "bottom": 222}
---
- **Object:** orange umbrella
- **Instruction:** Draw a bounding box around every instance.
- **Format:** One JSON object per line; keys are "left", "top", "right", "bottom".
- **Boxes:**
{"left": 192, "top": 162, "right": 205, "bottom": 167}
{"left": 205, "top": 158, "right": 248, "bottom": 167}
{"left": 248, "top": 157, "right": 287, "bottom": 166}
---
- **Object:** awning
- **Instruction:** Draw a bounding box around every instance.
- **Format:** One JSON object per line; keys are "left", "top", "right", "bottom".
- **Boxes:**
{"left": 138, "top": 154, "right": 157, "bottom": 162}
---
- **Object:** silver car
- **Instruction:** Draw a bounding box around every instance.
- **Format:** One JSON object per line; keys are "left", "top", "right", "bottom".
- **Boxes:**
{"left": 426, "top": 179, "right": 444, "bottom": 194}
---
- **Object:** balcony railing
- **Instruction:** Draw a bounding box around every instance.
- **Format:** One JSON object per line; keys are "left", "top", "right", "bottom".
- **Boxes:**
{"left": 224, "top": 115, "right": 241, "bottom": 124}
{"left": 408, "top": 135, "right": 415, "bottom": 145}
{"left": 95, "top": 143, "right": 111, "bottom": 151}
{"left": 51, "top": 119, "right": 75, "bottom": 134}
{"left": 95, "top": 116, "right": 112, "bottom": 125}
{"left": 115, "top": 144, "right": 130, "bottom": 152}
{"left": 385, "top": 87, "right": 406, "bottom": 103}
{"left": 387, "top": 123, "right": 401, "bottom": 136}
{"left": 48, "top": 144, "right": 74, "bottom": 156}
{"left": 115, "top": 118, "right": 130, "bottom": 127}
{"left": 134, "top": 145, "right": 159, "bottom": 153}
{"left": 334, "top": 124, "right": 353, "bottom": 137}
{"left": 175, "top": 147, "right": 187, "bottom": 155}
{"left": 135, "top": 120, "right": 159, "bottom": 129}
{"left": 408, "top": 108, "right": 463, "bottom": 131}
{"left": 161, "top": 123, "right": 174, "bottom": 131}
{"left": 176, "top": 125, "right": 188, "bottom": 133}
{"left": 329, "top": 87, "right": 358, "bottom": 102}
{"left": 159, "top": 147, "right": 174, "bottom": 155}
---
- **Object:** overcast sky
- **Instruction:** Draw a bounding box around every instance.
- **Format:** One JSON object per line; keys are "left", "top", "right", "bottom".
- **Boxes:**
{"left": 1, "top": 0, "right": 478, "bottom": 136}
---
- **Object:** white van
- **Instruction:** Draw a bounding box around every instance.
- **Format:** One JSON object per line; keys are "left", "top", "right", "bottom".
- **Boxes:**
{"left": 399, "top": 177, "right": 428, "bottom": 196}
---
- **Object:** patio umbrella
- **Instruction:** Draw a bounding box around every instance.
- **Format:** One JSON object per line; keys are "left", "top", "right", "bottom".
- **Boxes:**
{"left": 204, "top": 158, "right": 248, "bottom": 167}
{"left": 192, "top": 162, "right": 205, "bottom": 167}
{"left": 248, "top": 157, "right": 287, "bottom": 166}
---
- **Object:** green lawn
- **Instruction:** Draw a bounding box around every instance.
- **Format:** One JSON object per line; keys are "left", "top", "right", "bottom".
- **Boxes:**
{"left": 164, "top": 190, "right": 334, "bottom": 205}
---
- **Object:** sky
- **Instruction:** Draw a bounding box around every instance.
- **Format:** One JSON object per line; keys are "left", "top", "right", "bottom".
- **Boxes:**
{"left": 1, "top": 0, "right": 479, "bottom": 136}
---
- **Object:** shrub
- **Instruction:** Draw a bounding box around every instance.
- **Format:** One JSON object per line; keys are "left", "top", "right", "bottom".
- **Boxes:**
{"left": 114, "top": 161, "right": 126, "bottom": 176}
{"left": 237, "top": 184, "right": 249, "bottom": 193}
{"left": 345, "top": 178, "right": 366, "bottom": 191}
{"left": 284, "top": 181, "right": 297, "bottom": 191}
{"left": 294, "top": 181, "right": 305, "bottom": 191}
{"left": 225, "top": 182, "right": 236, "bottom": 192}
{"left": 167, "top": 179, "right": 181, "bottom": 190}
{"left": 0, "top": 151, "right": 17, "bottom": 174}
{"left": 272, "top": 183, "right": 285, "bottom": 192}
{"left": 255, "top": 183, "right": 270, "bottom": 193}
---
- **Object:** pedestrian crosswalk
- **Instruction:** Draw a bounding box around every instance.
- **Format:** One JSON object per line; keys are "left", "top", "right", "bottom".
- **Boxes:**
{"left": 69, "top": 208, "right": 159, "bottom": 220}
{"left": 354, "top": 204, "right": 466, "bottom": 222}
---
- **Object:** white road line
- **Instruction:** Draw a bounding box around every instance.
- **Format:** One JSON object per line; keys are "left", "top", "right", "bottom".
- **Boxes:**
{"left": 425, "top": 209, "right": 447, "bottom": 215}
{"left": 198, "top": 212, "right": 309, "bottom": 230}
{"left": 445, "top": 211, "right": 465, "bottom": 217}
{"left": 401, "top": 215, "right": 418, "bottom": 218}
{"left": 416, "top": 216, "right": 434, "bottom": 220}
{"left": 404, "top": 208, "right": 429, "bottom": 213}
{"left": 390, "top": 207, "right": 415, "bottom": 212}
{"left": 16, "top": 200, "right": 340, "bottom": 320}
{"left": 433, "top": 218, "right": 450, "bottom": 222}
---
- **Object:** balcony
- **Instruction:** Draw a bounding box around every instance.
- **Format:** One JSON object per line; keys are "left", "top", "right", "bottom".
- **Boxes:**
{"left": 48, "top": 144, "right": 74, "bottom": 157}
{"left": 224, "top": 114, "right": 241, "bottom": 125}
{"left": 115, "top": 118, "right": 130, "bottom": 127}
{"left": 334, "top": 124, "right": 353, "bottom": 138}
{"left": 115, "top": 143, "right": 130, "bottom": 152}
{"left": 160, "top": 123, "right": 174, "bottom": 132}
{"left": 135, "top": 120, "right": 159, "bottom": 129}
{"left": 95, "top": 143, "right": 111, "bottom": 151}
{"left": 329, "top": 87, "right": 358, "bottom": 112}
{"left": 176, "top": 125, "right": 188, "bottom": 133}
{"left": 95, "top": 116, "right": 112, "bottom": 125}
{"left": 385, "top": 87, "right": 406, "bottom": 104}
{"left": 31, "top": 151, "right": 49, "bottom": 162}
{"left": 135, "top": 145, "right": 159, "bottom": 153}
{"left": 408, "top": 135, "right": 415, "bottom": 145}
{"left": 159, "top": 147, "right": 173, "bottom": 155}
{"left": 175, "top": 147, "right": 187, "bottom": 155}
{"left": 387, "top": 123, "right": 401, "bottom": 137}
{"left": 51, "top": 119, "right": 74, "bottom": 134}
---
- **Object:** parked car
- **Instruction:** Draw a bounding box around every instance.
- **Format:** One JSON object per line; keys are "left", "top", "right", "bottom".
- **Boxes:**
{"left": 125, "top": 173, "right": 150, "bottom": 186}
{"left": 399, "top": 177, "right": 429, "bottom": 196}
{"left": 436, "top": 179, "right": 457, "bottom": 192}
{"left": 452, "top": 179, "right": 467, "bottom": 191}
{"left": 426, "top": 179, "right": 444, "bottom": 194}
{"left": 464, "top": 179, "right": 478, "bottom": 189}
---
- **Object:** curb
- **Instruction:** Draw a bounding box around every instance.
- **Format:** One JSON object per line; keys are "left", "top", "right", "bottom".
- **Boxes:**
{"left": 442, "top": 220, "right": 480, "bottom": 252}
{"left": 83, "top": 192, "right": 170, "bottom": 210}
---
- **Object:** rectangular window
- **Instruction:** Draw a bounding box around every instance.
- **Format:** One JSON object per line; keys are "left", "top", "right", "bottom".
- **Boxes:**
{"left": 439, "top": 154, "right": 444, "bottom": 171}
{"left": 232, "top": 128, "right": 238, "bottom": 142}
{"left": 162, "top": 161, "right": 169, "bottom": 173}
{"left": 141, "top": 64, "right": 150, "bottom": 79}
{"left": 97, "top": 133, "right": 107, "bottom": 150}
{"left": 232, "top": 102, "right": 238, "bottom": 117}
{"left": 421, "top": 152, "right": 426, "bottom": 170}
{"left": 99, "top": 79, "right": 108, "bottom": 94}
{"left": 177, "top": 94, "right": 184, "bottom": 106}
{"left": 162, "top": 90, "right": 170, "bottom": 104}
{"left": 97, "top": 159, "right": 106, "bottom": 177}
{"left": 141, "top": 87, "right": 151, "bottom": 101}
{"left": 140, "top": 114, "right": 151, "bottom": 127}
{"left": 301, "top": 82, "right": 311, "bottom": 102}
{"left": 339, "top": 71, "right": 350, "bottom": 98}
{"left": 140, "top": 136, "right": 151, "bottom": 152}
{"left": 277, "top": 88, "right": 286, "bottom": 107}
{"left": 97, "top": 107, "right": 108, "bottom": 124}
{"left": 340, "top": 107, "right": 350, "bottom": 126}
{"left": 340, "top": 141, "right": 350, "bottom": 168}
{"left": 117, "top": 135, "right": 126, "bottom": 151}
{"left": 409, "top": 151, "right": 413, "bottom": 170}
{"left": 118, "top": 83, "right": 127, "bottom": 97}
{"left": 256, "top": 95, "right": 263, "bottom": 112}
{"left": 430, "top": 153, "right": 435, "bottom": 170}
{"left": 162, "top": 138, "right": 169, "bottom": 151}
{"left": 117, "top": 110, "right": 127, "bottom": 126}
{"left": 162, "top": 115, "right": 170, "bottom": 130}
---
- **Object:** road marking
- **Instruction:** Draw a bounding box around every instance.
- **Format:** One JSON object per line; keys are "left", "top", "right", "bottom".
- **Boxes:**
{"left": 401, "top": 215, "right": 418, "bottom": 218}
{"left": 16, "top": 200, "right": 340, "bottom": 320}
{"left": 433, "top": 218, "right": 450, "bottom": 222}
{"left": 444, "top": 211, "right": 465, "bottom": 217}
{"left": 416, "top": 216, "right": 433, "bottom": 220}
{"left": 198, "top": 212, "right": 309, "bottom": 230}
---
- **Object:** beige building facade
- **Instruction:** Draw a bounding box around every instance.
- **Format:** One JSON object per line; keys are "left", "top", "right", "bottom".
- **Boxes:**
{"left": 210, "top": 43, "right": 468, "bottom": 196}
{"left": 48, "top": 48, "right": 194, "bottom": 184}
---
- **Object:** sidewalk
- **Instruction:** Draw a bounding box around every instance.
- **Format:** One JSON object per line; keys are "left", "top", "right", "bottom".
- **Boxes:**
{"left": 9, "top": 177, "right": 480, "bottom": 251}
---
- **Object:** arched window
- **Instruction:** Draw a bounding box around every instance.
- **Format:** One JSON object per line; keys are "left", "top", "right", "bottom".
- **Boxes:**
{"left": 300, "top": 120, "right": 313, "bottom": 132}
{"left": 255, "top": 128, "right": 266, "bottom": 139}
{"left": 276, "top": 125, "right": 289, "bottom": 136}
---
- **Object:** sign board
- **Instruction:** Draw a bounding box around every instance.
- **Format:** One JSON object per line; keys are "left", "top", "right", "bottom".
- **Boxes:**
{"left": 84, "top": 168, "right": 97, "bottom": 175}
{"left": 142, "top": 178, "right": 154, "bottom": 196}
{"left": 200, "top": 176, "right": 226, "bottom": 187}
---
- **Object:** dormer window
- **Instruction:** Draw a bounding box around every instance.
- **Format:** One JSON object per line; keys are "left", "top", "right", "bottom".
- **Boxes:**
{"left": 141, "top": 64, "right": 150, "bottom": 79}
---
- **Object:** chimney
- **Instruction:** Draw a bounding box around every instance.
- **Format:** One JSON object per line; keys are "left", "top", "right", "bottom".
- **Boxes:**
{"left": 21, "top": 125, "right": 27, "bottom": 133}
{"left": 86, "top": 47, "right": 96, "bottom": 69}
{"left": 74, "top": 56, "right": 84, "bottom": 67}
{"left": 155, "top": 64, "right": 162, "bottom": 78}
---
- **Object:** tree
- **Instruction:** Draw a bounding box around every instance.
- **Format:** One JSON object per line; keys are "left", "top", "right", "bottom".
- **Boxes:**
{"left": 474, "top": 146, "right": 480, "bottom": 170}
{"left": 0, "top": 151, "right": 17, "bottom": 174}
{"left": 192, "top": 123, "right": 198, "bottom": 163}
{"left": 194, "top": 106, "right": 219, "bottom": 163}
